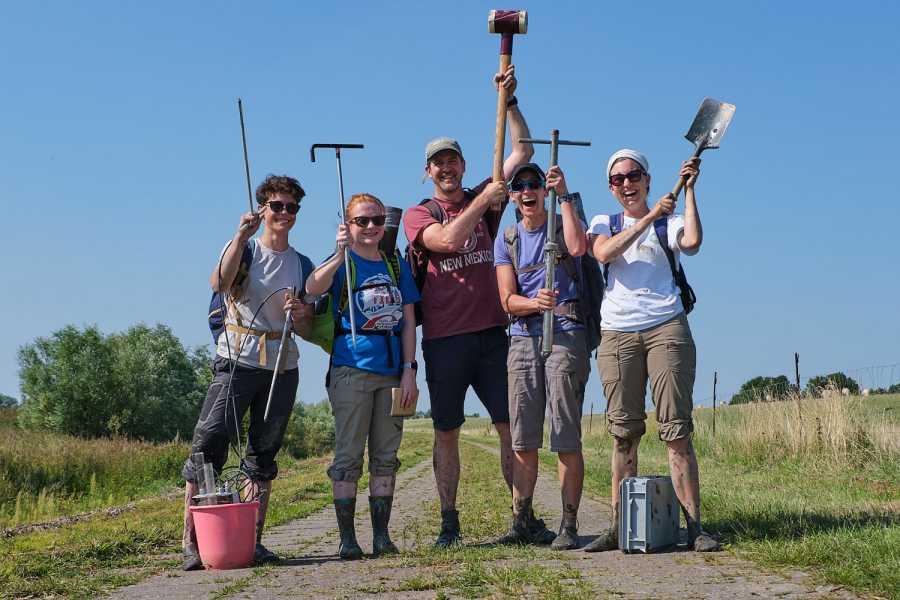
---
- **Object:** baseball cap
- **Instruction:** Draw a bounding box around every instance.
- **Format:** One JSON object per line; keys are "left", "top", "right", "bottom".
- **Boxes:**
{"left": 607, "top": 149, "right": 649, "bottom": 177}
{"left": 424, "top": 137, "right": 463, "bottom": 163}
{"left": 507, "top": 162, "right": 546, "bottom": 183}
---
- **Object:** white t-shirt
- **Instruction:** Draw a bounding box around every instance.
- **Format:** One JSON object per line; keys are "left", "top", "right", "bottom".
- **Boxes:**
{"left": 588, "top": 214, "right": 697, "bottom": 332}
{"left": 216, "top": 239, "right": 305, "bottom": 370}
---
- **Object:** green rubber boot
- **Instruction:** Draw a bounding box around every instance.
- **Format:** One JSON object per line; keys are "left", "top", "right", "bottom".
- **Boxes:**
{"left": 334, "top": 498, "right": 363, "bottom": 560}
{"left": 369, "top": 496, "right": 399, "bottom": 556}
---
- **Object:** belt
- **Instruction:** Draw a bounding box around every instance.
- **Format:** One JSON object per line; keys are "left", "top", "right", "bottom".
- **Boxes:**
{"left": 225, "top": 323, "right": 287, "bottom": 367}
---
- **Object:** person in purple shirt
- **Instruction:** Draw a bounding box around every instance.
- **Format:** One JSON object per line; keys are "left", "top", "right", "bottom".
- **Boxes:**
{"left": 494, "top": 162, "right": 590, "bottom": 549}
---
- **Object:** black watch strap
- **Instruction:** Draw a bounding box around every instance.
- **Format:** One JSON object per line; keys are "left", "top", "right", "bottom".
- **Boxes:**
{"left": 558, "top": 191, "right": 581, "bottom": 204}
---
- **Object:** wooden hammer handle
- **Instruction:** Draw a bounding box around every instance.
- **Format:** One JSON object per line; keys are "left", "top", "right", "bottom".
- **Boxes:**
{"left": 492, "top": 53, "right": 512, "bottom": 186}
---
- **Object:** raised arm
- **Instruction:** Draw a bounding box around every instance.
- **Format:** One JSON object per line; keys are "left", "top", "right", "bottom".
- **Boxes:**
{"left": 496, "top": 65, "right": 534, "bottom": 179}
{"left": 678, "top": 158, "right": 703, "bottom": 252}
{"left": 419, "top": 182, "right": 507, "bottom": 253}
{"left": 305, "top": 224, "right": 351, "bottom": 296}
{"left": 546, "top": 166, "right": 586, "bottom": 257}
{"left": 210, "top": 211, "right": 262, "bottom": 292}
{"left": 591, "top": 195, "right": 675, "bottom": 263}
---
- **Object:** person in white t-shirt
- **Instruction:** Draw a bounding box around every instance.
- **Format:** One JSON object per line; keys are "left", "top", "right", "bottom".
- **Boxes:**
{"left": 582, "top": 149, "right": 720, "bottom": 553}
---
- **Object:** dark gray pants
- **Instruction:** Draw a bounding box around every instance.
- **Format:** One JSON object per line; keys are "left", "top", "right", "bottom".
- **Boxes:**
{"left": 181, "top": 356, "right": 297, "bottom": 483}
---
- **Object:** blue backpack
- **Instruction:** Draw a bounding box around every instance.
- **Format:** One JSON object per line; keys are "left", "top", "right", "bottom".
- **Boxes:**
{"left": 207, "top": 239, "right": 314, "bottom": 344}
{"left": 606, "top": 213, "right": 696, "bottom": 314}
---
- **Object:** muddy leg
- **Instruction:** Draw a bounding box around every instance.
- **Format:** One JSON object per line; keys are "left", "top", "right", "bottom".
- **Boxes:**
{"left": 433, "top": 427, "right": 461, "bottom": 511}
{"left": 494, "top": 422, "right": 514, "bottom": 493}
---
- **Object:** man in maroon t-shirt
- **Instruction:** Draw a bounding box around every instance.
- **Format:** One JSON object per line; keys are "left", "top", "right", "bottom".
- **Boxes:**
{"left": 403, "top": 66, "right": 554, "bottom": 547}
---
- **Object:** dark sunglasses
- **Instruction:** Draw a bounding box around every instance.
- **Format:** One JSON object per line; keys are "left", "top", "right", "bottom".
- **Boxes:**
{"left": 348, "top": 215, "right": 386, "bottom": 227}
{"left": 266, "top": 201, "right": 300, "bottom": 214}
{"left": 609, "top": 169, "right": 645, "bottom": 187}
{"left": 509, "top": 179, "right": 544, "bottom": 192}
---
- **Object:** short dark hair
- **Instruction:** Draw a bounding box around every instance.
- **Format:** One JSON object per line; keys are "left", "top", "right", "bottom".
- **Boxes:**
{"left": 255, "top": 175, "right": 305, "bottom": 205}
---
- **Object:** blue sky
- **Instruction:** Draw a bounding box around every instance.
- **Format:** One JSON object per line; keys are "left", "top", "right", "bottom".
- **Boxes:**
{"left": 2, "top": 1, "right": 898, "bottom": 414}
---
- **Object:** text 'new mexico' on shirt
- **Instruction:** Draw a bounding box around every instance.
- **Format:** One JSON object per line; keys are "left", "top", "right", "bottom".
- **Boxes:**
{"left": 329, "top": 250, "right": 419, "bottom": 376}
{"left": 588, "top": 213, "right": 697, "bottom": 332}
{"left": 402, "top": 177, "right": 508, "bottom": 341}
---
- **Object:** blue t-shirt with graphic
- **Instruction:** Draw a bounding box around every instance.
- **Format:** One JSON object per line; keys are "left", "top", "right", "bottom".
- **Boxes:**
{"left": 330, "top": 250, "right": 420, "bottom": 375}
{"left": 494, "top": 217, "right": 584, "bottom": 337}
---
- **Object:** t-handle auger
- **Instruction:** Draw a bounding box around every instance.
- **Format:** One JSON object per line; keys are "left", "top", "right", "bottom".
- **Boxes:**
{"left": 518, "top": 131, "right": 590, "bottom": 359}
{"left": 310, "top": 143, "right": 365, "bottom": 347}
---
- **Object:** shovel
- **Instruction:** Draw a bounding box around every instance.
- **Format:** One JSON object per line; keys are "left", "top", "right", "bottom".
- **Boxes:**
{"left": 670, "top": 97, "right": 736, "bottom": 199}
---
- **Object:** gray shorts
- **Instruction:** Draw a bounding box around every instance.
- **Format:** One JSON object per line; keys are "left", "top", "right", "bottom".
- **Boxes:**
{"left": 326, "top": 365, "right": 404, "bottom": 482}
{"left": 508, "top": 329, "right": 590, "bottom": 452}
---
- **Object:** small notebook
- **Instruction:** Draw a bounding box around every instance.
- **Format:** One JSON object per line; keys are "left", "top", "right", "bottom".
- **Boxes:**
{"left": 390, "top": 387, "right": 416, "bottom": 417}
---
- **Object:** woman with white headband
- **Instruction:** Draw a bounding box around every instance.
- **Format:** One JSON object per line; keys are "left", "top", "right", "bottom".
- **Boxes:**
{"left": 583, "top": 149, "right": 719, "bottom": 552}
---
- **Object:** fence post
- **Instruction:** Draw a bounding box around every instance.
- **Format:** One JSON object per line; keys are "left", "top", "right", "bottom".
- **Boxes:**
{"left": 712, "top": 371, "right": 717, "bottom": 437}
{"left": 795, "top": 352, "right": 801, "bottom": 392}
{"left": 589, "top": 402, "right": 593, "bottom": 434}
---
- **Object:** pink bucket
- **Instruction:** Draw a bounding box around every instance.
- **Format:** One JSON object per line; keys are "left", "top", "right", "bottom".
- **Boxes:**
{"left": 189, "top": 501, "right": 258, "bottom": 569}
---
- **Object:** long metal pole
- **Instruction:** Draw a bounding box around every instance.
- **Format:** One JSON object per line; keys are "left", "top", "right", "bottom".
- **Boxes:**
{"left": 541, "top": 130, "right": 561, "bottom": 358}
{"left": 335, "top": 148, "right": 357, "bottom": 347}
{"left": 264, "top": 301, "right": 293, "bottom": 422}
{"left": 238, "top": 99, "right": 254, "bottom": 214}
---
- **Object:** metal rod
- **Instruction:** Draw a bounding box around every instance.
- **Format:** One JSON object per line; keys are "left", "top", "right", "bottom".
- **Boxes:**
{"left": 264, "top": 296, "right": 294, "bottom": 422}
{"left": 238, "top": 99, "right": 254, "bottom": 214}
{"left": 518, "top": 134, "right": 591, "bottom": 360}
{"left": 712, "top": 371, "right": 717, "bottom": 437}
{"left": 335, "top": 149, "right": 358, "bottom": 347}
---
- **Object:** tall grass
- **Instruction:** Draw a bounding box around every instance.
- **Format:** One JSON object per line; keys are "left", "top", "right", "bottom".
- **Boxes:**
{"left": 0, "top": 426, "right": 188, "bottom": 528}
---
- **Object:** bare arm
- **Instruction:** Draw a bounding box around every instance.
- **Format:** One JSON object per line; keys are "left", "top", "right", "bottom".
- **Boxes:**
{"left": 546, "top": 166, "right": 586, "bottom": 257}
{"left": 399, "top": 303, "right": 418, "bottom": 408}
{"left": 502, "top": 103, "right": 534, "bottom": 179}
{"left": 209, "top": 212, "right": 261, "bottom": 292}
{"left": 592, "top": 196, "right": 675, "bottom": 263}
{"left": 497, "top": 264, "right": 556, "bottom": 316}
{"left": 305, "top": 224, "right": 351, "bottom": 296}
{"left": 678, "top": 158, "right": 703, "bottom": 252}
{"left": 420, "top": 182, "right": 507, "bottom": 253}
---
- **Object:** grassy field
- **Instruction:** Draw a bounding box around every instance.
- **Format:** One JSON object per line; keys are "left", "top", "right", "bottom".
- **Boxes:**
{"left": 454, "top": 393, "right": 900, "bottom": 600}
{"left": 0, "top": 429, "right": 433, "bottom": 599}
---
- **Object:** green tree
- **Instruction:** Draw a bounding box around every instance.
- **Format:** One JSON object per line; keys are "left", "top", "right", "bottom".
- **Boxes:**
{"left": 0, "top": 393, "right": 16, "bottom": 408}
{"left": 282, "top": 400, "right": 335, "bottom": 459}
{"left": 730, "top": 375, "right": 792, "bottom": 405}
{"left": 17, "top": 324, "right": 209, "bottom": 441}
{"left": 805, "top": 372, "right": 860, "bottom": 397}
{"left": 18, "top": 325, "right": 122, "bottom": 437}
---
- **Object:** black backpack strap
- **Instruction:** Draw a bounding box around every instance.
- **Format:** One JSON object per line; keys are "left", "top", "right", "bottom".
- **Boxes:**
{"left": 603, "top": 213, "right": 624, "bottom": 285}
{"left": 653, "top": 217, "right": 696, "bottom": 314}
{"left": 503, "top": 223, "right": 519, "bottom": 272}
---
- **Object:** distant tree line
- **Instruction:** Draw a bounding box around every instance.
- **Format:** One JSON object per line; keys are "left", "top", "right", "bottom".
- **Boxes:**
{"left": 16, "top": 324, "right": 211, "bottom": 441}
{"left": 728, "top": 370, "right": 899, "bottom": 405}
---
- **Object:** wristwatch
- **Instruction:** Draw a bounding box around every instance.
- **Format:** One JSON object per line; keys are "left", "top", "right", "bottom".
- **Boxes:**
{"left": 402, "top": 361, "right": 418, "bottom": 371}
{"left": 506, "top": 95, "right": 518, "bottom": 109}
{"left": 557, "top": 192, "right": 581, "bottom": 205}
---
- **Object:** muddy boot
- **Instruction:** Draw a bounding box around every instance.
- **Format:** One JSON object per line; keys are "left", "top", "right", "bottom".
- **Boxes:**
{"left": 583, "top": 525, "right": 617, "bottom": 552}
{"left": 434, "top": 509, "right": 461, "bottom": 548}
{"left": 687, "top": 521, "right": 721, "bottom": 552}
{"left": 334, "top": 498, "right": 363, "bottom": 560}
{"left": 551, "top": 519, "right": 580, "bottom": 551}
{"left": 526, "top": 508, "right": 557, "bottom": 545}
{"left": 369, "top": 496, "right": 399, "bottom": 557}
{"left": 496, "top": 510, "right": 531, "bottom": 545}
{"left": 182, "top": 542, "right": 203, "bottom": 571}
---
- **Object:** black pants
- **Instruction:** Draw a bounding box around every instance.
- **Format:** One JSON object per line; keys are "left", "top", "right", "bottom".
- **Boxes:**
{"left": 181, "top": 356, "right": 297, "bottom": 483}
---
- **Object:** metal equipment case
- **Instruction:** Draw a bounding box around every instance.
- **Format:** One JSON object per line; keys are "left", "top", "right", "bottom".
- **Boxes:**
{"left": 618, "top": 476, "right": 680, "bottom": 553}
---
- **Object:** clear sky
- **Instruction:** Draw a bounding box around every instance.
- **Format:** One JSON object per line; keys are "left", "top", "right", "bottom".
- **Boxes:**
{"left": 2, "top": 1, "right": 899, "bottom": 414}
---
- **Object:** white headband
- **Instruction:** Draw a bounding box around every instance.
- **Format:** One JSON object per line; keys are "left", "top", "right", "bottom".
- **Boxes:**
{"left": 607, "top": 149, "right": 649, "bottom": 177}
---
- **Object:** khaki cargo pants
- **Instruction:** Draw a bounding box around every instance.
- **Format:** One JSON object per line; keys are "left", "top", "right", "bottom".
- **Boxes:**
{"left": 597, "top": 314, "right": 696, "bottom": 441}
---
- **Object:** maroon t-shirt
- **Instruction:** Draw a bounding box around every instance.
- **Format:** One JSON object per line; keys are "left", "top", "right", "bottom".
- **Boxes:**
{"left": 403, "top": 178, "right": 508, "bottom": 340}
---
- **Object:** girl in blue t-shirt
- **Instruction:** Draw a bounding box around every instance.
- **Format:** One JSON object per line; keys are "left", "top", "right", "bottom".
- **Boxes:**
{"left": 305, "top": 193, "right": 419, "bottom": 560}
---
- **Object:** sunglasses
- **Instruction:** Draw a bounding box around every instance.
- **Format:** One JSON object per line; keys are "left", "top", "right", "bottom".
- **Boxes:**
{"left": 266, "top": 201, "right": 300, "bottom": 215}
{"left": 509, "top": 179, "right": 544, "bottom": 192}
{"left": 348, "top": 215, "right": 386, "bottom": 228}
{"left": 609, "top": 169, "right": 645, "bottom": 187}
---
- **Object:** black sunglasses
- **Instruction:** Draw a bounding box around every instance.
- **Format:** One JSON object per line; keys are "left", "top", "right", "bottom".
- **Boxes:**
{"left": 266, "top": 200, "right": 300, "bottom": 214}
{"left": 609, "top": 169, "right": 645, "bottom": 187}
{"left": 348, "top": 215, "right": 386, "bottom": 227}
{"left": 509, "top": 179, "right": 544, "bottom": 192}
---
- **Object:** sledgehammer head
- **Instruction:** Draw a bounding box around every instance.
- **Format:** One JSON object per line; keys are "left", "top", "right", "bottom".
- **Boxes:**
{"left": 488, "top": 9, "right": 527, "bottom": 54}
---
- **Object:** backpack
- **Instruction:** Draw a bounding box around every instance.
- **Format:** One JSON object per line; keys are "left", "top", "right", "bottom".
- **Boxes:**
{"left": 503, "top": 219, "right": 604, "bottom": 353}
{"left": 207, "top": 239, "right": 314, "bottom": 344}
{"left": 404, "top": 188, "right": 500, "bottom": 326}
{"left": 302, "top": 250, "right": 403, "bottom": 358}
{"left": 606, "top": 213, "right": 696, "bottom": 314}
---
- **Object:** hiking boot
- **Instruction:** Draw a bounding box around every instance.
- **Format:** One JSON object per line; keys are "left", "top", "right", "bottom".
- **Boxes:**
{"left": 254, "top": 543, "right": 280, "bottom": 565}
{"left": 690, "top": 531, "right": 722, "bottom": 552}
{"left": 334, "top": 498, "right": 363, "bottom": 560}
{"left": 182, "top": 542, "right": 203, "bottom": 571}
{"left": 369, "top": 496, "right": 399, "bottom": 557}
{"left": 434, "top": 509, "right": 461, "bottom": 548}
{"left": 496, "top": 515, "right": 532, "bottom": 545}
{"left": 583, "top": 525, "right": 618, "bottom": 552}
{"left": 526, "top": 511, "right": 557, "bottom": 545}
{"left": 551, "top": 523, "right": 580, "bottom": 551}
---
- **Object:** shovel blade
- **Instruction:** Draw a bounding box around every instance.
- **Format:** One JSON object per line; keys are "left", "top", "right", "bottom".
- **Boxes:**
{"left": 685, "top": 97, "right": 736, "bottom": 151}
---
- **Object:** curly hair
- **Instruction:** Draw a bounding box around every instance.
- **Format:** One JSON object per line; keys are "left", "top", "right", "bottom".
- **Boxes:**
{"left": 255, "top": 175, "right": 305, "bottom": 205}
{"left": 346, "top": 193, "right": 385, "bottom": 219}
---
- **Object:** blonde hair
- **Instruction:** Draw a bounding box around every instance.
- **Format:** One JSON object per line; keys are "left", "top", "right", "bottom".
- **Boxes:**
{"left": 346, "top": 193, "right": 385, "bottom": 219}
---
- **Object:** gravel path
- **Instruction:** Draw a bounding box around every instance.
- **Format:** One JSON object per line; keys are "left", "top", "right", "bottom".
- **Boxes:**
{"left": 107, "top": 441, "right": 863, "bottom": 600}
